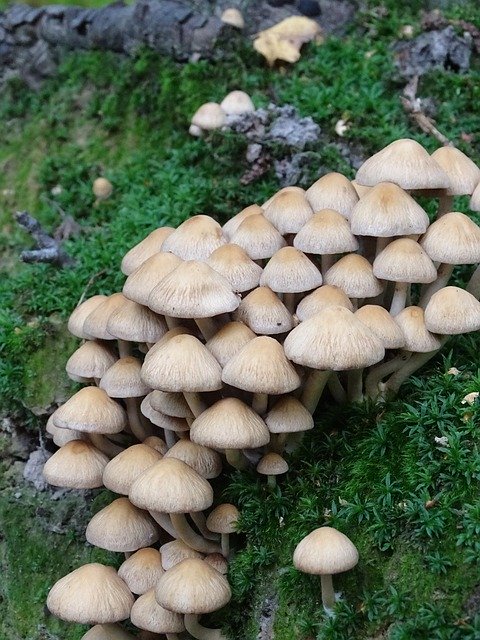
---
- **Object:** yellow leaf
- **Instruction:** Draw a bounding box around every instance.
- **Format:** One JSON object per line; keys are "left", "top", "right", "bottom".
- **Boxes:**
{"left": 253, "top": 16, "right": 323, "bottom": 66}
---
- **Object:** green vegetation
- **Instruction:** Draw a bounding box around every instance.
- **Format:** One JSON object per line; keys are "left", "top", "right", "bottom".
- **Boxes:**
{"left": 0, "top": 1, "right": 480, "bottom": 638}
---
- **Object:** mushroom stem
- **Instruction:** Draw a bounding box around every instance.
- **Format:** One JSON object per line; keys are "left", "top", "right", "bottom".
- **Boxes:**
{"left": 365, "top": 352, "right": 412, "bottom": 400}
{"left": 195, "top": 317, "right": 218, "bottom": 341}
{"left": 191, "top": 512, "right": 220, "bottom": 541}
{"left": 437, "top": 192, "right": 454, "bottom": 218}
{"left": 384, "top": 337, "right": 447, "bottom": 395}
{"left": 467, "top": 264, "right": 480, "bottom": 298}
{"left": 166, "top": 635, "right": 180, "bottom": 640}
{"left": 252, "top": 393, "right": 268, "bottom": 416}
{"left": 165, "top": 316, "right": 182, "bottom": 330}
{"left": 375, "top": 236, "right": 392, "bottom": 257}
{"left": 225, "top": 448, "right": 248, "bottom": 470}
{"left": 283, "top": 292, "right": 297, "bottom": 314}
{"left": 347, "top": 369, "right": 363, "bottom": 403}
{"left": 328, "top": 373, "right": 347, "bottom": 403}
{"left": 184, "top": 392, "right": 207, "bottom": 418}
{"left": 221, "top": 533, "right": 230, "bottom": 559}
{"left": 270, "top": 433, "right": 288, "bottom": 454}
{"left": 267, "top": 475, "right": 277, "bottom": 489}
{"left": 418, "top": 263, "right": 454, "bottom": 308}
{"left": 164, "top": 429, "right": 177, "bottom": 450}
{"left": 389, "top": 282, "right": 409, "bottom": 316}
{"left": 125, "top": 397, "right": 150, "bottom": 441}
{"left": 150, "top": 511, "right": 178, "bottom": 539}
{"left": 170, "top": 513, "right": 221, "bottom": 554}
{"left": 93, "top": 377, "right": 101, "bottom": 386}
{"left": 321, "top": 254, "right": 335, "bottom": 278}
{"left": 89, "top": 434, "right": 124, "bottom": 458}
{"left": 301, "top": 370, "right": 331, "bottom": 414}
{"left": 320, "top": 573, "right": 336, "bottom": 613}
{"left": 184, "top": 613, "right": 227, "bottom": 640}
{"left": 117, "top": 339, "right": 132, "bottom": 358}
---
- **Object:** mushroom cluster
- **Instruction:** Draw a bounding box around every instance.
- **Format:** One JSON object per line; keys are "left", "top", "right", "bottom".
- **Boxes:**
{"left": 45, "top": 138, "right": 480, "bottom": 634}
{"left": 189, "top": 90, "right": 255, "bottom": 137}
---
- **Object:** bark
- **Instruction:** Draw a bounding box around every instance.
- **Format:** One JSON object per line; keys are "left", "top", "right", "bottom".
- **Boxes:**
{"left": 15, "top": 211, "right": 75, "bottom": 267}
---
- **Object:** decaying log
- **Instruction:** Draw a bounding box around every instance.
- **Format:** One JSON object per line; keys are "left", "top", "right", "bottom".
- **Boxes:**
{"left": 15, "top": 210, "right": 76, "bottom": 267}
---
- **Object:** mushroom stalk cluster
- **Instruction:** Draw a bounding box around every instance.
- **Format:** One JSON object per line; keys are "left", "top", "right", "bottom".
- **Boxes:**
{"left": 44, "top": 138, "right": 480, "bottom": 634}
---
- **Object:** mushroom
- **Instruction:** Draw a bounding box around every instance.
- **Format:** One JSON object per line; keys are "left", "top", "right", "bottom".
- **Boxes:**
{"left": 295, "top": 285, "right": 353, "bottom": 322}
{"left": 265, "top": 395, "right": 314, "bottom": 453}
{"left": 190, "top": 103, "right": 226, "bottom": 135}
{"left": 220, "top": 90, "right": 254, "bottom": 114}
{"left": 220, "top": 8, "right": 245, "bottom": 30}
{"left": 263, "top": 189, "right": 313, "bottom": 235}
{"left": 67, "top": 295, "right": 108, "bottom": 338}
{"left": 324, "top": 254, "right": 383, "bottom": 309}
{"left": 93, "top": 177, "right": 113, "bottom": 203}
{"left": 257, "top": 452, "right": 289, "bottom": 488}
{"left": 82, "top": 624, "right": 135, "bottom": 639}
{"left": 306, "top": 173, "right": 359, "bottom": 220}
{"left": 205, "top": 322, "right": 256, "bottom": 368}
{"left": 431, "top": 146, "right": 480, "bottom": 217}
{"left": 222, "top": 204, "right": 263, "bottom": 240}
{"left": 206, "top": 504, "right": 240, "bottom": 558}
{"left": 102, "top": 443, "right": 162, "bottom": 495}
{"left": 43, "top": 440, "right": 109, "bottom": 489}
{"left": 130, "top": 588, "right": 185, "bottom": 638}
{"left": 230, "top": 214, "right": 286, "bottom": 262}
{"left": 120, "top": 227, "right": 174, "bottom": 276}
{"left": 233, "top": 286, "right": 294, "bottom": 336}
{"left": 160, "top": 540, "right": 204, "bottom": 570}
{"left": 65, "top": 341, "right": 117, "bottom": 386}
{"left": 118, "top": 547, "right": 164, "bottom": 595}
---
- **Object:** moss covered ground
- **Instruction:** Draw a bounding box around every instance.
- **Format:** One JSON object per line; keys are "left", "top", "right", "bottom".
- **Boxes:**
{"left": 1, "top": 1, "right": 480, "bottom": 638}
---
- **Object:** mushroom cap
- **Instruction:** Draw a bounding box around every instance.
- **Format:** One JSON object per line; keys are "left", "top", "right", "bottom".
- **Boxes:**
{"left": 47, "top": 417, "right": 86, "bottom": 447}
{"left": 123, "top": 252, "right": 183, "bottom": 306}
{"left": 190, "top": 398, "right": 270, "bottom": 450}
{"left": 162, "top": 215, "right": 226, "bottom": 262}
{"left": 148, "top": 260, "right": 240, "bottom": 318}
{"left": 470, "top": 181, "right": 480, "bottom": 211}
{"left": 43, "top": 440, "right": 109, "bottom": 489}
{"left": 263, "top": 190, "right": 313, "bottom": 234}
{"left": 129, "top": 458, "right": 213, "bottom": 513}
{"left": 100, "top": 357, "right": 151, "bottom": 398}
{"left": 265, "top": 395, "right": 314, "bottom": 434}
{"left": 350, "top": 182, "right": 430, "bottom": 237}
{"left": 222, "top": 336, "right": 301, "bottom": 394}
{"left": 140, "top": 396, "right": 190, "bottom": 432}
{"left": 351, "top": 179, "right": 371, "bottom": 199}
{"left": 394, "top": 306, "right": 442, "bottom": 352}
{"left": 355, "top": 138, "right": 450, "bottom": 190}
{"left": 66, "top": 341, "right": 116, "bottom": 381}
{"left": 296, "top": 285, "right": 354, "bottom": 322}
{"left": 306, "top": 172, "right": 359, "bottom": 220}
{"left": 164, "top": 440, "right": 223, "bottom": 479}
{"left": 206, "top": 503, "right": 239, "bottom": 534}
{"left": 191, "top": 103, "right": 226, "bottom": 130}
{"left": 93, "top": 177, "right": 113, "bottom": 199}
{"left": 372, "top": 238, "right": 437, "bottom": 283}
{"left": 355, "top": 305, "right": 405, "bottom": 349}
{"left": 82, "top": 624, "right": 135, "bottom": 640}
{"left": 220, "top": 90, "right": 254, "bottom": 114}
{"left": 86, "top": 498, "right": 159, "bottom": 553}
{"left": 233, "top": 286, "right": 294, "bottom": 335}
{"left": 221, "top": 8, "right": 245, "bottom": 29}
{"left": 293, "top": 527, "right": 359, "bottom": 575}
{"left": 121, "top": 227, "right": 174, "bottom": 276}
{"left": 155, "top": 558, "right": 231, "bottom": 614}
{"left": 257, "top": 452, "right": 289, "bottom": 476}
{"left": 52, "top": 387, "right": 127, "bottom": 434}
{"left": 260, "top": 247, "right": 323, "bottom": 293}
{"left": 204, "top": 553, "right": 229, "bottom": 575}
{"left": 147, "top": 390, "right": 193, "bottom": 419}
{"left": 262, "top": 186, "right": 305, "bottom": 210}
{"left": 205, "top": 321, "right": 256, "bottom": 367}
{"left": 293, "top": 209, "right": 359, "bottom": 255}
{"left": 83, "top": 293, "right": 128, "bottom": 340}
{"left": 424, "top": 286, "right": 480, "bottom": 335}
{"left": 431, "top": 147, "right": 480, "bottom": 195}
{"left": 141, "top": 334, "right": 222, "bottom": 393}
{"left": 131, "top": 589, "right": 185, "bottom": 633}
{"left": 325, "top": 254, "right": 383, "bottom": 298}
{"left": 68, "top": 295, "right": 108, "bottom": 339}
{"left": 223, "top": 204, "right": 263, "bottom": 240}
{"left": 142, "top": 436, "right": 168, "bottom": 455}
{"left": 46, "top": 563, "right": 134, "bottom": 624}
{"left": 160, "top": 540, "right": 204, "bottom": 571}
{"left": 206, "top": 243, "right": 263, "bottom": 292}
{"left": 420, "top": 212, "right": 480, "bottom": 264}
{"left": 284, "top": 306, "right": 385, "bottom": 370}
{"left": 230, "top": 214, "right": 287, "bottom": 259}
{"left": 106, "top": 299, "right": 167, "bottom": 343}
{"left": 118, "top": 548, "right": 164, "bottom": 595}
{"left": 103, "top": 444, "right": 163, "bottom": 495}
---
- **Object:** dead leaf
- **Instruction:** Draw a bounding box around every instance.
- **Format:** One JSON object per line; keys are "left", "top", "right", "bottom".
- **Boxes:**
{"left": 253, "top": 17, "right": 323, "bottom": 66}
{"left": 461, "top": 391, "right": 479, "bottom": 406}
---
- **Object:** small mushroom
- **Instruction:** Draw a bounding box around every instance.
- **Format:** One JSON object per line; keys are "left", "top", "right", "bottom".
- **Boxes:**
{"left": 93, "top": 177, "right": 113, "bottom": 203}
{"left": 256, "top": 453, "right": 288, "bottom": 488}
{"left": 206, "top": 504, "right": 240, "bottom": 558}
{"left": 220, "top": 8, "right": 244, "bottom": 29}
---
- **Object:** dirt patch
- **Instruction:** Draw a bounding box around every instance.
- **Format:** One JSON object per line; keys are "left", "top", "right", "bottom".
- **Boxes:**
{"left": 257, "top": 593, "right": 279, "bottom": 640}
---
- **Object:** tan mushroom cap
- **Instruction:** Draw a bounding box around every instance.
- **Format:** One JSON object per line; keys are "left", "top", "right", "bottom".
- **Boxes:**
{"left": 121, "top": 227, "right": 174, "bottom": 276}
{"left": 66, "top": 341, "right": 116, "bottom": 381}
{"left": 372, "top": 239, "right": 437, "bottom": 283}
{"left": 265, "top": 396, "right": 314, "bottom": 434}
{"left": 296, "top": 285, "right": 354, "bottom": 322}
{"left": 118, "top": 548, "right": 164, "bottom": 596}
{"left": 43, "top": 440, "right": 109, "bottom": 489}
{"left": 68, "top": 295, "right": 108, "bottom": 338}
{"left": 191, "top": 103, "right": 226, "bottom": 131}
{"left": 52, "top": 387, "right": 127, "bottom": 434}
{"left": 205, "top": 321, "right": 256, "bottom": 367}
{"left": 420, "top": 212, "right": 480, "bottom": 264}
{"left": 355, "top": 305, "right": 405, "bottom": 349}
{"left": 83, "top": 293, "right": 128, "bottom": 341}
{"left": 147, "top": 390, "right": 193, "bottom": 419}
{"left": 164, "top": 440, "right": 223, "bottom": 479}
{"left": 103, "top": 444, "right": 163, "bottom": 495}
{"left": 123, "top": 252, "right": 183, "bottom": 306}
{"left": 160, "top": 540, "right": 204, "bottom": 571}
{"left": 131, "top": 588, "right": 185, "bottom": 634}
{"left": 230, "top": 214, "right": 287, "bottom": 259}
{"left": 220, "top": 90, "right": 254, "bottom": 114}
{"left": 93, "top": 177, "right": 113, "bottom": 200}
{"left": 148, "top": 260, "right": 240, "bottom": 318}
{"left": 100, "top": 357, "right": 151, "bottom": 398}
{"left": 129, "top": 457, "right": 213, "bottom": 514}
{"left": 325, "top": 254, "right": 383, "bottom": 298}
{"left": 155, "top": 558, "right": 231, "bottom": 614}
{"left": 222, "top": 336, "right": 301, "bottom": 394}
{"left": 206, "top": 503, "right": 239, "bottom": 534}
{"left": 82, "top": 624, "right": 135, "bottom": 640}
{"left": 351, "top": 180, "right": 371, "bottom": 199}
{"left": 431, "top": 147, "right": 480, "bottom": 195}
{"left": 47, "top": 563, "right": 134, "bottom": 624}
{"left": 106, "top": 299, "right": 167, "bottom": 343}
{"left": 221, "top": 8, "right": 245, "bottom": 29}
{"left": 355, "top": 138, "right": 450, "bottom": 190}
{"left": 293, "top": 209, "right": 359, "bottom": 255}
{"left": 262, "top": 186, "right": 305, "bottom": 210}
{"left": 142, "top": 435, "right": 168, "bottom": 454}
{"left": 260, "top": 247, "right": 323, "bottom": 293}
{"left": 350, "top": 182, "right": 430, "bottom": 237}
{"left": 204, "top": 553, "right": 228, "bottom": 575}
{"left": 206, "top": 243, "right": 263, "bottom": 292}
{"left": 284, "top": 306, "right": 385, "bottom": 370}
{"left": 394, "top": 306, "right": 442, "bottom": 352}
{"left": 470, "top": 181, "right": 480, "bottom": 211}
{"left": 140, "top": 396, "right": 190, "bottom": 432}
{"left": 424, "top": 286, "right": 480, "bottom": 335}
{"left": 141, "top": 334, "right": 222, "bottom": 393}
{"left": 233, "top": 286, "right": 294, "bottom": 335}
{"left": 263, "top": 190, "right": 313, "bottom": 234}
{"left": 46, "top": 416, "right": 86, "bottom": 447}
{"left": 293, "top": 527, "right": 359, "bottom": 575}
{"left": 222, "top": 205, "right": 262, "bottom": 241}
{"left": 190, "top": 398, "right": 270, "bottom": 450}
{"left": 306, "top": 172, "right": 359, "bottom": 220}
{"left": 162, "top": 215, "right": 226, "bottom": 262}
{"left": 86, "top": 498, "right": 159, "bottom": 552}
{"left": 257, "top": 452, "right": 289, "bottom": 476}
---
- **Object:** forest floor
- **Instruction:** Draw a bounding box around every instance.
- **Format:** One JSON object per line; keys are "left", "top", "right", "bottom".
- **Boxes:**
{"left": 1, "top": 1, "right": 480, "bottom": 639}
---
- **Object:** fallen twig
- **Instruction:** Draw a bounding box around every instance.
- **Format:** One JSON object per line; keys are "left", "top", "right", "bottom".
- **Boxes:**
{"left": 401, "top": 76, "right": 452, "bottom": 147}
{"left": 15, "top": 210, "right": 75, "bottom": 268}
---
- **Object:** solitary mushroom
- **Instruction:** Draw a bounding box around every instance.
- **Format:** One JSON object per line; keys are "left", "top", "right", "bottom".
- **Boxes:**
{"left": 93, "top": 177, "right": 113, "bottom": 203}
